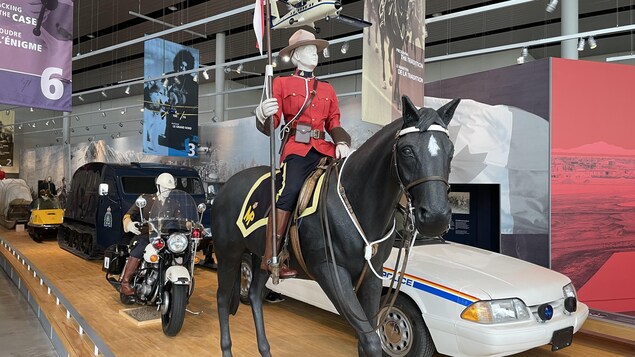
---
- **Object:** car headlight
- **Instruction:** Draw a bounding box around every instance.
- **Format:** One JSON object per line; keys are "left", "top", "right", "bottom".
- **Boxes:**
{"left": 167, "top": 233, "right": 188, "bottom": 253}
{"left": 563, "top": 283, "right": 577, "bottom": 298}
{"left": 461, "top": 298, "right": 531, "bottom": 324}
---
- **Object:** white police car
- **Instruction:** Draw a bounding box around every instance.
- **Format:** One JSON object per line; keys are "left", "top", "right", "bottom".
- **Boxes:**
{"left": 241, "top": 237, "right": 588, "bottom": 357}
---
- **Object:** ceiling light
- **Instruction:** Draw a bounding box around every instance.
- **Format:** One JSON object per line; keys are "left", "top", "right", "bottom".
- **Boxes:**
{"left": 121, "top": 108, "right": 127, "bottom": 115}
{"left": 546, "top": 0, "right": 558, "bottom": 13}
{"left": 32, "top": 122, "right": 36, "bottom": 127}
{"left": 101, "top": 90, "right": 107, "bottom": 98}
{"left": 30, "top": 107, "right": 34, "bottom": 112}
{"left": 140, "top": 107, "right": 144, "bottom": 112}
{"left": 119, "top": 122, "right": 124, "bottom": 127}
{"left": 51, "top": 119, "right": 55, "bottom": 124}
{"left": 45, "top": 120, "right": 49, "bottom": 126}
{"left": 75, "top": 115, "right": 80, "bottom": 121}
{"left": 202, "top": 69, "right": 209, "bottom": 80}
{"left": 124, "top": 85, "right": 130, "bottom": 95}
{"left": 101, "top": 112, "right": 107, "bottom": 117}
{"left": 17, "top": 124, "right": 22, "bottom": 130}
{"left": 323, "top": 47, "right": 330, "bottom": 58}
{"left": 577, "top": 37, "right": 585, "bottom": 51}
{"left": 340, "top": 41, "right": 349, "bottom": 54}
{"left": 86, "top": 34, "right": 95, "bottom": 39}
{"left": 86, "top": 126, "right": 90, "bottom": 131}
{"left": 103, "top": 124, "right": 107, "bottom": 129}
{"left": 236, "top": 63, "right": 243, "bottom": 74}
{"left": 224, "top": 67, "right": 231, "bottom": 74}
{"left": 282, "top": 55, "right": 290, "bottom": 62}
{"left": 521, "top": 47, "right": 528, "bottom": 58}
{"left": 588, "top": 36, "right": 597, "bottom": 49}
{"left": 168, "top": 5, "right": 178, "bottom": 11}
{"left": 78, "top": 95, "right": 84, "bottom": 102}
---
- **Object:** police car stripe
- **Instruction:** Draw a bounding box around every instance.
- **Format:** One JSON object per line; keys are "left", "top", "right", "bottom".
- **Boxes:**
{"left": 384, "top": 268, "right": 479, "bottom": 307}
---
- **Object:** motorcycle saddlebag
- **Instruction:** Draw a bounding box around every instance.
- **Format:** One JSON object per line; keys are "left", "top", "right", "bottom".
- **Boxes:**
{"left": 102, "top": 244, "right": 129, "bottom": 275}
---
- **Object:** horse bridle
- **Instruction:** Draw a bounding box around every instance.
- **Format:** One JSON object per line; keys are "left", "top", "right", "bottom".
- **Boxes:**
{"left": 392, "top": 123, "right": 451, "bottom": 201}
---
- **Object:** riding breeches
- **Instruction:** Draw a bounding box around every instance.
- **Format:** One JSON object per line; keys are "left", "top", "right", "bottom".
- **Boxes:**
{"left": 275, "top": 148, "right": 323, "bottom": 212}
{"left": 129, "top": 235, "right": 150, "bottom": 259}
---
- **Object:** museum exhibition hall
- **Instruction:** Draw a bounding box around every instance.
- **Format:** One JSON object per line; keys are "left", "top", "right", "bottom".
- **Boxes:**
{"left": 0, "top": 1, "right": 634, "bottom": 356}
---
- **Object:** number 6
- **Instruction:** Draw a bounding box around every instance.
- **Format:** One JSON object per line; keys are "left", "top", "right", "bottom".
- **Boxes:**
{"left": 41, "top": 67, "right": 64, "bottom": 100}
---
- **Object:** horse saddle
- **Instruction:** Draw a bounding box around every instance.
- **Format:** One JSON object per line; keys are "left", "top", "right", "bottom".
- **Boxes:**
{"left": 235, "top": 158, "right": 332, "bottom": 239}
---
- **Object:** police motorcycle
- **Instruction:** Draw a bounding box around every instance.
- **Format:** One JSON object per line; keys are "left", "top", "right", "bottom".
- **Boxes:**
{"left": 103, "top": 189, "right": 206, "bottom": 336}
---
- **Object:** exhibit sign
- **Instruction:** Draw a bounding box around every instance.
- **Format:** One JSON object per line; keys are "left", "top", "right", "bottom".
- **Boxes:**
{"left": 361, "top": 0, "right": 425, "bottom": 125}
{"left": 143, "top": 38, "right": 199, "bottom": 157}
{"left": 0, "top": 0, "right": 73, "bottom": 111}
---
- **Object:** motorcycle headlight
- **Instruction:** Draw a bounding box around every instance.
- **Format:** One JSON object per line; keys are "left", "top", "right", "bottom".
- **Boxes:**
{"left": 167, "top": 233, "right": 188, "bottom": 253}
{"left": 563, "top": 283, "right": 577, "bottom": 298}
{"left": 461, "top": 298, "right": 531, "bottom": 324}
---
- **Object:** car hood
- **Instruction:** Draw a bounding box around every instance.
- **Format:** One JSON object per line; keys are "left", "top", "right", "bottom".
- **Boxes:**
{"left": 390, "top": 241, "right": 571, "bottom": 306}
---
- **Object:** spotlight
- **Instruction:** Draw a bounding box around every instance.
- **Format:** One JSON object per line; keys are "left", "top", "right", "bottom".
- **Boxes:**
{"left": 124, "top": 85, "right": 130, "bottom": 95}
{"left": 101, "top": 112, "right": 107, "bottom": 118}
{"left": 101, "top": 90, "right": 107, "bottom": 98}
{"left": 119, "top": 122, "right": 124, "bottom": 127}
{"left": 282, "top": 55, "right": 290, "bottom": 62}
{"left": 103, "top": 124, "right": 107, "bottom": 129}
{"left": 588, "top": 36, "right": 597, "bottom": 49}
{"left": 5, "top": 110, "right": 9, "bottom": 115}
{"left": 51, "top": 119, "right": 55, "bottom": 124}
{"left": 577, "top": 37, "right": 585, "bottom": 51}
{"left": 203, "top": 69, "right": 209, "bottom": 80}
{"left": 78, "top": 95, "right": 85, "bottom": 102}
{"left": 121, "top": 108, "right": 127, "bottom": 115}
{"left": 224, "top": 67, "right": 231, "bottom": 74}
{"left": 30, "top": 107, "right": 34, "bottom": 112}
{"left": 236, "top": 63, "right": 244, "bottom": 74}
{"left": 546, "top": 0, "right": 558, "bottom": 13}
{"left": 140, "top": 107, "right": 144, "bottom": 112}
{"left": 340, "top": 41, "right": 349, "bottom": 54}
{"left": 17, "top": 124, "right": 22, "bottom": 130}
{"left": 45, "top": 120, "right": 50, "bottom": 126}
{"left": 163, "top": 78, "right": 169, "bottom": 87}
{"left": 85, "top": 126, "right": 90, "bottom": 131}
{"left": 32, "top": 122, "right": 35, "bottom": 127}
{"left": 323, "top": 47, "right": 330, "bottom": 58}
{"left": 521, "top": 47, "right": 528, "bottom": 58}
{"left": 74, "top": 115, "right": 80, "bottom": 121}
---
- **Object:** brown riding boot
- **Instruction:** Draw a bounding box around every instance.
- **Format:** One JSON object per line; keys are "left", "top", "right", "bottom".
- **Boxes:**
{"left": 261, "top": 209, "right": 297, "bottom": 279}
{"left": 119, "top": 257, "right": 141, "bottom": 304}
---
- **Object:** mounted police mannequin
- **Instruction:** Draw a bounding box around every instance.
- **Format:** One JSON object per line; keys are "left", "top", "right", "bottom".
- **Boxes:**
{"left": 255, "top": 29, "right": 352, "bottom": 279}
{"left": 119, "top": 172, "right": 176, "bottom": 304}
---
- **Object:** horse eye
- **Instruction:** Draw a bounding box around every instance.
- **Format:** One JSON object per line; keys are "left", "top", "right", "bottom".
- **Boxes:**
{"left": 400, "top": 146, "right": 414, "bottom": 157}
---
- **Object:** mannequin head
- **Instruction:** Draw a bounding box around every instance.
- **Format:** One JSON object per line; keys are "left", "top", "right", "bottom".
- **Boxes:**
{"left": 156, "top": 172, "right": 176, "bottom": 200}
{"left": 291, "top": 44, "right": 318, "bottom": 72}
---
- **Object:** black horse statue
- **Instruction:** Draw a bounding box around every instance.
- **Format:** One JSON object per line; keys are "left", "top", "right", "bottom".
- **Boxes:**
{"left": 211, "top": 96, "right": 460, "bottom": 357}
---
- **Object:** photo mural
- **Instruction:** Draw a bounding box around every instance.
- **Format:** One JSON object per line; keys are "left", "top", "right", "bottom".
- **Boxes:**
{"left": 551, "top": 58, "right": 635, "bottom": 320}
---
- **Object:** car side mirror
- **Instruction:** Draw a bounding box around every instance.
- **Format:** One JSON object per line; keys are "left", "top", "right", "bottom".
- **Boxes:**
{"left": 98, "top": 183, "right": 109, "bottom": 196}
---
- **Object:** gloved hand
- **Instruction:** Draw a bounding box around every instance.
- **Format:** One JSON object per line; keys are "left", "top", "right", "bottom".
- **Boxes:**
{"left": 255, "top": 98, "right": 279, "bottom": 125}
{"left": 127, "top": 221, "right": 141, "bottom": 235}
{"left": 336, "top": 143, "right": 351, "bottom": 159}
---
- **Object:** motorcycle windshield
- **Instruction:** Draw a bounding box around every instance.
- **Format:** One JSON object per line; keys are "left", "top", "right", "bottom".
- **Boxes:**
{"left": 147, "top": 189, "right": 198, "bottom": 234}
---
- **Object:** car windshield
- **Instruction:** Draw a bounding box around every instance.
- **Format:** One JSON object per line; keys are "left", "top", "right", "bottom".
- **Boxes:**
{"left": 32, "top": 196, "right": 61, "bottom": 210}
{"left": 147, "top": 189, "right": 198, "bottom": 234}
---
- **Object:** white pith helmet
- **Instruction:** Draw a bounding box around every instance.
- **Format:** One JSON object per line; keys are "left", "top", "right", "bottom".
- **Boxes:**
{"left": 156, "top": 172, "right": 176, "bottom": 190}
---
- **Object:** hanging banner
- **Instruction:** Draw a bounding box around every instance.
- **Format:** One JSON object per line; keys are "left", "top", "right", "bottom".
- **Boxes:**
{"left": 143, "top": 38, "right": 199, "bottom": 157}
{"left": 362, "top": 0, "right": 425, "bottom": 125}
{"left": 0, "top": 110, "right": 14, "bottom": 167}
{"left": 0, "top": 0, "right": 73, "bottom": 111}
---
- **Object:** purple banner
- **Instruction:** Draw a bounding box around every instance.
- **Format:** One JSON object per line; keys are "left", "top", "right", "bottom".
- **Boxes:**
{"left": 0, "top": 0, "right": 73, "bottom": 111}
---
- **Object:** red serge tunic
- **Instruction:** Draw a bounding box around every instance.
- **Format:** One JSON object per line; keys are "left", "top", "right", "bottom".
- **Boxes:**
{"left": 272, "top": 74, "right": 342, "bottom": 163}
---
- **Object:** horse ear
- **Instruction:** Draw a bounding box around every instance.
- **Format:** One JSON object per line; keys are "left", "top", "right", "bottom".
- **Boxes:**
{"left": 436, "top": 98, "right": 461, "bottom": 125}
{"left": 401, "top": 95, "right": 419, "bottom": 127}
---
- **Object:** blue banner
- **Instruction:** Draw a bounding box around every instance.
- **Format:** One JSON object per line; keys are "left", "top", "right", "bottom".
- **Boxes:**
{"left": 143, "top": 38, "right": 199, "bottom": 158}
{"left": 0, "top": 0, "right": 73, "bottom": 111}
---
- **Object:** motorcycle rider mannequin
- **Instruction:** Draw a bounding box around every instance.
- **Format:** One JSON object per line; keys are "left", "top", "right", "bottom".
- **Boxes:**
{"left": 119, "top": 172, "right": 176, "bottom": 304}
{"left": 255, "top": 29, "right": 352, "bottom": 279}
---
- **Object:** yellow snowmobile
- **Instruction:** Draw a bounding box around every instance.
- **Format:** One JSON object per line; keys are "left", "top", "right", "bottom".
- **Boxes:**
{"left": 27, "top": 191, "right": 64, "bottom": 242}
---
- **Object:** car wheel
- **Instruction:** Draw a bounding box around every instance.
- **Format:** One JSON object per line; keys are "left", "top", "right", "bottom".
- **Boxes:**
{"left": 240, "top": 252, "right": 252, "bottom": 305}
{"left": 378, "top": 294, "right": 435, "bottom": 357}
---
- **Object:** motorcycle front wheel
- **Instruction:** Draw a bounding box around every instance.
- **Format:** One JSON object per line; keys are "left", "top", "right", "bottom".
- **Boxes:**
{"left": 161, "top": 284, "right": 188, "bottom": 336}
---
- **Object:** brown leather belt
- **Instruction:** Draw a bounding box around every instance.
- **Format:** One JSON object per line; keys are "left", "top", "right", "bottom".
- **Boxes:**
{"left": 289, "top": 127, "right": 325, "bottom": 140}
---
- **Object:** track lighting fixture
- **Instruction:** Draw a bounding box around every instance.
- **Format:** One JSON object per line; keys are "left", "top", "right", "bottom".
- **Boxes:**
{"left": 546, "top": 0, "right": 558, "bottom": 13}
{"left": 119, "top": 122, "right": 124, "bottom": 127}
{"left": 103, "top": 124, "right": 107, "bottom": 129}
{"left": 236, "top": 63, "right": 243, "bottom": 74}
{"left": 4, "top": 110, "right": 9, "bottom": 115}
{"left": 17, "top": 124, "right": 22, "bottom": 130}
{"left": 282, "top": 55, "right": 290, "bottom": 62}
{"left": 588, "top": 36, "right": 597, "bottom": 49}
{"left": 75, "top": 115, "right": 80, "bottom": 121}
{"left": 577, "top": 37, "right": 585, "bottom": 51}
{"left": 121, "top": 108, "right": 127, "bottom": 115}
{"left": 101, "top": 90, "right": 107, "bottom": 98}
{"left": 124, "top": 85, "right": 130, "bottom": 95}
{"left": 30, "top": 107, "right": 34, "bottom": 112}
{"left": 323, "top": 47, "right": 330, "bottom": 58}
{"left": 340, "top": 41, "right": 349, "bottom": 54}
{"left": 101, "top": 112, "right": 107, "bottom": 118}
{"left": 203, "top": 69, "right": 209, "bottom": 80}
{"left": 78, "top": 95, "right": 84, "bottom": 102}
{"left": 45, "top": 120, "right": 49, "bottom": 126}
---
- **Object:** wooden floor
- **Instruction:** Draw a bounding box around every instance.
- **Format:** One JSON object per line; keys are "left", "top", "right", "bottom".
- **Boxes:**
{"left": 1, "top": 228, "right": 634, "bottom": 357}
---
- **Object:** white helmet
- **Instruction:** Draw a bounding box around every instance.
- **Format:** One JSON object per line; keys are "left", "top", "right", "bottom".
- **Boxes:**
{"left": 156, "top": 172, "right": 176, "bottom": 190}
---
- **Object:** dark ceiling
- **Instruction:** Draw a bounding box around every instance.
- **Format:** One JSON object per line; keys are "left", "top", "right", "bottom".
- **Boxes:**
{"left": 68, "top": 0, "right": 634, "bottom": 105}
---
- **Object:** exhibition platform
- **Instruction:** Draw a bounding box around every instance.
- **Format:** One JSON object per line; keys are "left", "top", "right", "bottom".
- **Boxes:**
{"left": 1, "top": 228, "right": 634, "bottom": 357}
